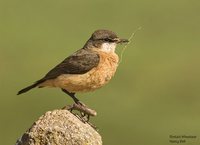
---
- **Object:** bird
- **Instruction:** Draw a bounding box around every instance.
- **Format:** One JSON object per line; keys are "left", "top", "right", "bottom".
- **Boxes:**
{"left": 17, "top": 29, "right": 128, "bottom": 113}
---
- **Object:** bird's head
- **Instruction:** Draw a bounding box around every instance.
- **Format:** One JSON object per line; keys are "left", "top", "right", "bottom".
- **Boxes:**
{"left": 84, "top": 29, "right": 129, "bottom": 53}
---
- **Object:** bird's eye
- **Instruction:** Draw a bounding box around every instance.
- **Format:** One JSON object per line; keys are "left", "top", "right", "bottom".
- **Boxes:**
{"left": 104, "top": 38, "right": 113, "bottom": 42}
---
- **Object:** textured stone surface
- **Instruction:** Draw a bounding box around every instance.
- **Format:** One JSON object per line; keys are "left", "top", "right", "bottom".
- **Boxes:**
{"left": 16, "top": 109, "right": 102, "bottom": 145}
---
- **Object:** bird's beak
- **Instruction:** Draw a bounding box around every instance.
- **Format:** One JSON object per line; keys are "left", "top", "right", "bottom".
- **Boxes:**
{"left": 114, "top": 38, "right": 129, "bottom": 44}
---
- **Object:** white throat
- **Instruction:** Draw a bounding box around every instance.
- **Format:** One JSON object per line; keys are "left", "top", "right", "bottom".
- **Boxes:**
{"left": 101, "top": 43, "right": 117, "bottom": 53}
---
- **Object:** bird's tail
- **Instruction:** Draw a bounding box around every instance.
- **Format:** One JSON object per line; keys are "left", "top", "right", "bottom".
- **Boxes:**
{"left": 17, "top": 79, "right": 45, "bottom": 95}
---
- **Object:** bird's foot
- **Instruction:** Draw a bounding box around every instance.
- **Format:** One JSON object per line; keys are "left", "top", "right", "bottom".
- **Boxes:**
{"left": 74, "top": 114, "right": 98, "bottom": 130}
{"left": 75, "top": 101, "right": 97, "bottom": 116}
{"left": 62, "top": 102, "right": 97, "bottom": 129}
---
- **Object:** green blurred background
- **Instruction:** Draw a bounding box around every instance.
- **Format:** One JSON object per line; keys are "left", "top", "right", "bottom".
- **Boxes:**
{"left": 0, "top": 0, "right": 200, "bottom": 145}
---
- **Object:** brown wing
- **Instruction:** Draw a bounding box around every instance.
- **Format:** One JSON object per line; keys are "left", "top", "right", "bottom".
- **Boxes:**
{"left": 43, "top": 48, "right": 100, "bottom": 80}
{"left": 17, "top": 48, "right": 99, "bottom": 95}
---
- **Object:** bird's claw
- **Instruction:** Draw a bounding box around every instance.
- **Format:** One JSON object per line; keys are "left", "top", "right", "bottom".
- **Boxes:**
{"left": 71, "top": 101, "right": 97, "bottom": 117}
{"left": 62, "top": 102, "right": 97, "bottom": 129}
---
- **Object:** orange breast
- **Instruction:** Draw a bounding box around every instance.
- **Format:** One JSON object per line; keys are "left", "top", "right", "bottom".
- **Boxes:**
{"left": 86, "top": 51, "right": 119, "bottom": 91}
{"left": 41, "top": 51, "right": 119, "bottom": 93}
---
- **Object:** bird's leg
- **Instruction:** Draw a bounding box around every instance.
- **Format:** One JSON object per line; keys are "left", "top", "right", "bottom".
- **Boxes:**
{"left": 61, "top": 89, "right": 97, "bottom": 120}
{"left": 61, "top": 89, "right": 80, "bottom": 104}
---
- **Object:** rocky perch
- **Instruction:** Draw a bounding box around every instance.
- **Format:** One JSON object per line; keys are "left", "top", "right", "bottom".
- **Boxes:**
{"left": 16, "top": 109, "right": 102, "bottom": 145}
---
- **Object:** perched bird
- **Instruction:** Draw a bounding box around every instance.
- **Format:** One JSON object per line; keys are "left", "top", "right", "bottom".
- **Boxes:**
{"left": 17, "top": 29, "right": 128, "bottom": 109}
